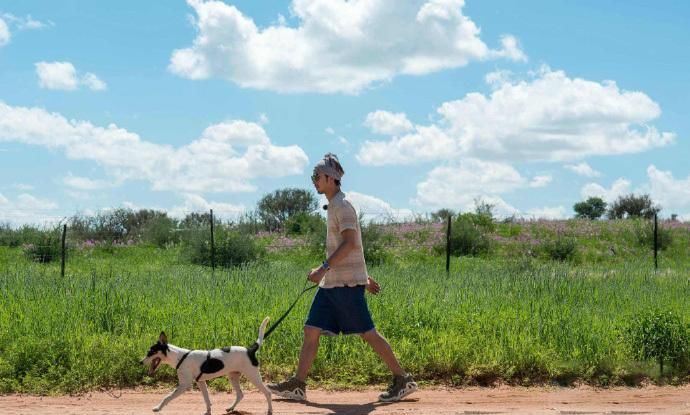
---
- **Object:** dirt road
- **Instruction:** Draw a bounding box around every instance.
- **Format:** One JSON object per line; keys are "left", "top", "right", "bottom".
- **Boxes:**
{"left": 2, "top": 386, "right": 690, "bottom": 415}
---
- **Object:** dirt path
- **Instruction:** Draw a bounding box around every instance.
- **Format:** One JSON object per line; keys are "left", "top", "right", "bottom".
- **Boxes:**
{"left": 2, "top": 386, "right": 690, "bottom": 415}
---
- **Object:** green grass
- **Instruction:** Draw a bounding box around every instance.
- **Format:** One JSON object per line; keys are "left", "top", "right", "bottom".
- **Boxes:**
{"left": 2, "top": 242, "right": 690, "bottom": 394}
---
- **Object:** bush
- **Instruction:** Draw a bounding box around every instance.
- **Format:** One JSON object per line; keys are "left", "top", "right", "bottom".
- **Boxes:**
{"left": 257, "top": 188, "right": 319, "bottom": 231}
{"left": 634, "top": 220, "right": 673, "bottom": 251}
{"left": 181, "top": 227, "right": 264, "bottom": 267}
{"left": 540, "top": 238, "right": 577, "bottom": 261}
{"left": 446, "top": 214, "right": 493, "bottom": 257}
{"left": 624, "top": 309, "right": 689, "bottom": 375}
{"left": 20, "top": 226, "right": 63, "bottom": 263}
{"left": 285, "top": 212, "right": 326, "bottom": 236}
{"left": 360, "top": 222, "right": 391, "bottom": 265}
{"left": 142, "top": 215, "right": 179, "bottom": 247}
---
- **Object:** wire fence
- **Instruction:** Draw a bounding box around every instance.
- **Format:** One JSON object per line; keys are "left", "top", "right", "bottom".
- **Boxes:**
{"left": 3, "top": 208, "right": 690, "bottom": 276}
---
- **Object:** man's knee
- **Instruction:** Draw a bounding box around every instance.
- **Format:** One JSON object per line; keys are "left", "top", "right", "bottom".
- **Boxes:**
{"left": 359, "top": 328, "right": 378, "bottom": 342}
{"left": 303, "top": 326, "right": 321, "bottom": 343}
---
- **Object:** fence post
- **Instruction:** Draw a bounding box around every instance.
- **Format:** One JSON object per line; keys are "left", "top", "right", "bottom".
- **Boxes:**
{"left": 446, "top": 215, "right": 452, "bottom": 274}
{"left": 61, "top": 224, "right": 67, "bottom": 278}
{"left": 654, "top": 213, "right": 658, "bottom": 270}
{"left": 210, "top": 209, "right": 215, "bottom": 270}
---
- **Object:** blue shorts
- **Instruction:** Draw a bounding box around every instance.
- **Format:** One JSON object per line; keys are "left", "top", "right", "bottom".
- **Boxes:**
{"left": 305, "top": 285, "right": 375, "bottom": 336}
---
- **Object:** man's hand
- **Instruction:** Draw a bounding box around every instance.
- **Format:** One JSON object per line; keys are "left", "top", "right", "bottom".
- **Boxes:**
{"left": 366, "top": 276, "right": 381, "bottom": 295}
{"left": 307, "top": 266, "right": 327, "bottom": 284}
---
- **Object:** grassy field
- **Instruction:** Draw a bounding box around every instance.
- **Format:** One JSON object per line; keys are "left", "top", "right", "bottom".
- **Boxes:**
{"left": 2, "top": 224, "right": 690, "bottom": 394}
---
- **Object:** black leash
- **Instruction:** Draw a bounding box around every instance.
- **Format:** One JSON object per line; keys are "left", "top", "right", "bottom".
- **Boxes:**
{"left": 263, "top": 279, "right": 318, "bottom": 340}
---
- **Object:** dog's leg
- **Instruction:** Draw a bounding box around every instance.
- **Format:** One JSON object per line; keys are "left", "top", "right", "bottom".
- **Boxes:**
{"left": 226, "top": 372, "right": 243, "bottom": 412}
{"left": 153, "top": 383, "right": 191, "bottom": 412}
{"left": 244, "top": 367, "right": 273, "bottom": 415}
{"left": 197, "top": 380, "right": 212, "bottom": 415}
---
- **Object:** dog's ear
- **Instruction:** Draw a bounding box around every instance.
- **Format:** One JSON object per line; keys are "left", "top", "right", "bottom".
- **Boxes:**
{"left": 159, "top": 331, "right": 168, "bottom": 344}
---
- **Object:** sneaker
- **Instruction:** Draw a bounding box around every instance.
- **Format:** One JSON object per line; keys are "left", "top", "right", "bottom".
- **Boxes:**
{"left": 266, "top": 376, "right": 307, "bottom": 401}
{"left": 378, "top": 374, "right": 418, "bottom": 402}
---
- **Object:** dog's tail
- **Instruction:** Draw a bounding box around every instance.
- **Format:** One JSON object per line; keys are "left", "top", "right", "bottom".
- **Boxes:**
{"left": 256, "top": 316, "right": 270, "bottom": 346}
{"left": 246, "top": 316, "right": 269, "bottom": 367}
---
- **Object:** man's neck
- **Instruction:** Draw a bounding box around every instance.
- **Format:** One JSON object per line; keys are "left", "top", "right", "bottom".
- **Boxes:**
{"left": 325, "top": 187, "right": 340, "bottom": 201}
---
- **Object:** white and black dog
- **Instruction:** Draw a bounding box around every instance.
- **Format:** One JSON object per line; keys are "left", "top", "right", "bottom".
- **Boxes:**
{"left": 140, "top": 317, "right": 272, "bottom": 415}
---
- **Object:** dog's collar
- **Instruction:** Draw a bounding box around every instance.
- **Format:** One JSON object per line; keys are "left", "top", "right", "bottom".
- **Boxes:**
{"left": 175, "top": 351, "right": 191, "bottom": 370}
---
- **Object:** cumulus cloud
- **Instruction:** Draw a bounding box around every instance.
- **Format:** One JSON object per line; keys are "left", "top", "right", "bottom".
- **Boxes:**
{"left": 642, "top": 165, "right": 690, "bottom": 218}
{"left": 358, "top": 67, "right": 674, "bottom": 165}
{"left": 525, "top": 205, "right": 567, "bottom": 220}
{"left": 35, "top": 61, "right": 107, "bottom": 91}
{"left": 412, "top": 158, "right": 544, "bottom": 214}
{"left": 0, "top": 101, "right": 309, "bottom": 194}
{"left": 364, "top": 111, "right": 414, "bottom": 136}
{"left": 0, "top": 13, "right": 51, "bottom": 47}
{"left": 565, "top": 161, "right": 602, "bottom": 178}
{"left": 169, "top": 0, "right": 526, "bottom": 94}
{"left": 580, "top": 178, "right": 632, "bottom": 203}
{"left": 0, "top": 192, "right": 61, "bottom": 226}
{"left": 0, "top": 18, "right": 9, "bottom": 46}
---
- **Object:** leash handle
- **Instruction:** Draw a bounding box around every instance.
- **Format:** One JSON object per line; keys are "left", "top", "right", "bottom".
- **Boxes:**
{"left": 263, "top": 280, "right": 318, "bottom": 340}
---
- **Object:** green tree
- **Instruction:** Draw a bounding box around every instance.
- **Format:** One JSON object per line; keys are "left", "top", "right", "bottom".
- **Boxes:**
{"left": 608, "top": 193, "right": 660, "bottom": 219}
{"left": 257, "top": 188, "right": 319, "bottom": 231}
{"left": 573, "top": 197, "right": 607, "bottom": 220}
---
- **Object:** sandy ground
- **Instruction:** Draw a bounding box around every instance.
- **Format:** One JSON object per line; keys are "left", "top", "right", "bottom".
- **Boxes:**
{"left": 2, "top": 386, "right": 690, "bottom": 415}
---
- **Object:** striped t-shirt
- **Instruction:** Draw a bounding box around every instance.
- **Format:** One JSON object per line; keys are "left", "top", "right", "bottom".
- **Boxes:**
{"left": 320, "top": 191, "right": 368, "bottom": 288}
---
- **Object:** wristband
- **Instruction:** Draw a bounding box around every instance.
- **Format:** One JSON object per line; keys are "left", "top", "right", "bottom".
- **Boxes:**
{"left": 321, "top": 260, "right": 330, "bottom": 270}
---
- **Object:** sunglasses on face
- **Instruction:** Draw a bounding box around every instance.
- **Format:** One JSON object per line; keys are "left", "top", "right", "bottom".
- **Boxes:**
{"left": 311, "top": 172, "right": 320, "bottom": 183}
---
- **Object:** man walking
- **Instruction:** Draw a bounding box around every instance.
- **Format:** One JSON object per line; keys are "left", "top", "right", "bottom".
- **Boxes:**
{"left": 267, "top": 153, "right": 417, "bottom": 402}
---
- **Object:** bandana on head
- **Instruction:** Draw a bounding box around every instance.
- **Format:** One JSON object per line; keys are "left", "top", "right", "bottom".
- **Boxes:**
{"left": 313, "top": 153, "right": 344, "bottom": 180}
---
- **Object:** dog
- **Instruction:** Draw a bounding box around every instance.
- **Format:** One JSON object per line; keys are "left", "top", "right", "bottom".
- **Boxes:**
{"left": 140, "top": 317, "right": 272, "bottom": 415}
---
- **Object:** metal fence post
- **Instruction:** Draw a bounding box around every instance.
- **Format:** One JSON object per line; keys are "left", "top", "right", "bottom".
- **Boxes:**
{"left": 446, "top": 215, "right": 452, "bottom": 274}
{"left": 61, "top": 224, "right": 67, "bottom": 278}
{"left": 654, "top": 213, "right": 658, "bottom": 270}
{"left": 210, "top": 209, "right": 215, "bottom": 270}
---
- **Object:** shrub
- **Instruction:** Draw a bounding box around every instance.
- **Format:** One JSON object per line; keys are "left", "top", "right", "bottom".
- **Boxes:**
{"left": 181, "top": 227, "right": 264, "bottom": 267}
{"left": 257, "top": 188, "right": 319, "bottom": 231}
{"left": 446, "top": 214, "right": 493, "bottom": 257}
{"left": 540, "top": 238, "right": 577, "bottom": 261}
{"left": 141, "top": 215, "right": 179, "bottom": 247}
{"left": 634, "top": 220, "right": 673, "bottom": 251}
{"left": 360, "top": 222, "right": 391, "bottom": 265}
{"left": 624, "top": 309, "right": 689, "bottom": 375}
{"left": 285, "top": 212, "right": 326, "bottom": 236}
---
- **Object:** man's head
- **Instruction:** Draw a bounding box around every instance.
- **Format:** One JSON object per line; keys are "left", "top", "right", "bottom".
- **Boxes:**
{"left": 312, "top": 153, "right": 344, "bottom": 195}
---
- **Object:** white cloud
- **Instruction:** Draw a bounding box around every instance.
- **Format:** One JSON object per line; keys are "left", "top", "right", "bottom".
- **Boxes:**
{"left": 529, "top": 175, "right": 552, "bottom": 188}
{"left": 0, "top": 18, "right": 9, "bottom": 46}
{"left": 643, "top": 165, "right": 690, "bottom": 218}
{"left": 348, "top": 191, "right": 414, "bottom": 222}
{"left": 0, "top": 192, "right": 61, "bottom": 226}
{"left": 580, "top": 178, "right": 632, "bottom": 203}
{"left": 167, "top": 193, "right": 246, "bottom": 221}
{"left": 525, "top": 206, "right": 567, "bottom": 220}
{"left": 63, "top": 174, "right": 111, "bottom": 191}
{"left": 364, "top": 111, "right": 414, "bottom": 136}
{"left": 565, "top": 162, "right": 601, "bottom": 178}
{"left": 2, "top": 13, "right": 51, "bottom": 30}
{"left": 0, "top": 13, "right": 51, "bottom": 47}
{"left": 13, "top": 183, "right": 34, "bottom": 191}
{"left": 0, "top": 101, "right": 309, "bottom": 194}
{"left": 35, "top": 62, "right": 107, "bottom": 91}
{"left": 413, "top": 159, "right": 527, "bottom": 212}
{"left": 169, "top": 0, "right": 526, "bottom": 94}
{"left": 358, "top": 67, "right": 674, "bottom": 165}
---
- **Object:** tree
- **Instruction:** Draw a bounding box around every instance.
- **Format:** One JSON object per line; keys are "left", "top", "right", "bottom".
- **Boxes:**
{"left": 607, "top": 193, "right": 660, "bottom": 219}
{"left": 257, "top": 188, "right": 319, "bottom": 231}
{"left": 573, "top": 197, "right": 607, "bottom": 220}
{"left": 431, "top": 208, "right": 455, "bottom": 223}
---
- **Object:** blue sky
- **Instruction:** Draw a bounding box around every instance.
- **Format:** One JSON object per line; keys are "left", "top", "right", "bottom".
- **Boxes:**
{"left": 1, "top": 0, "right": 689, "bottom": 225}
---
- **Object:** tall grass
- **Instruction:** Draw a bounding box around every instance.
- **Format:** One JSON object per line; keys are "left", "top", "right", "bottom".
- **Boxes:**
{"left": 1, "top": 245, "right": 690, "bottom": 393}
